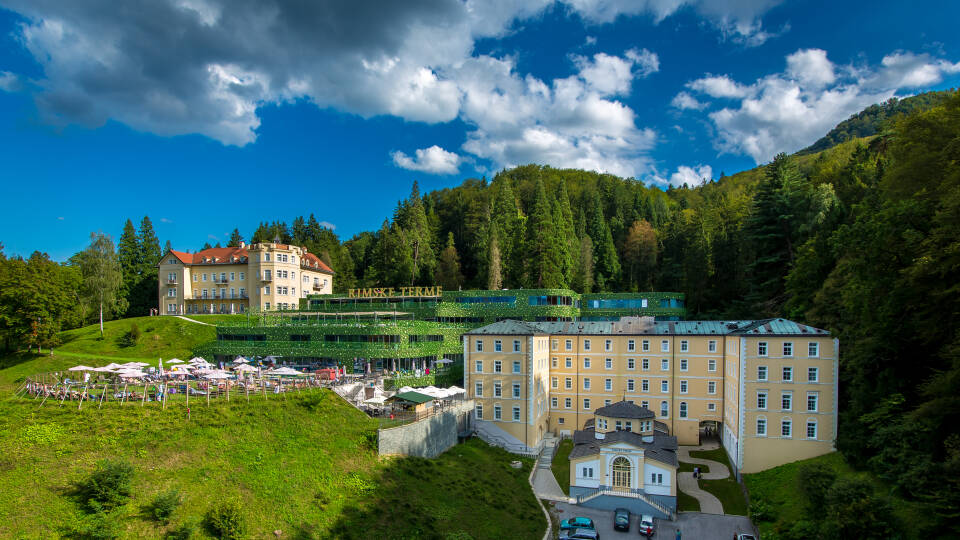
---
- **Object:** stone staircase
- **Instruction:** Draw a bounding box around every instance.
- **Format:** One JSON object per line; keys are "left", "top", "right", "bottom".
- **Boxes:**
{"left": 576, "top": 487, "right": 676, "bottom": 520}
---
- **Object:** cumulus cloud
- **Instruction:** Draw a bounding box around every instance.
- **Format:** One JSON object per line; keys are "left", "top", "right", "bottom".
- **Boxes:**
{"left": 683, "top": 47, "right": 960, "bottom": 163}
{"left": 392, "top": 145, "right": 462, "bottom": 174}
{"left": 670, "top": 91, "right": 707, "bottom": 110}
{"left": 573, "top": 48, "right": 659, "bottom": 95}
{"left": 0, "top": 71, "right": 23, "bottom": 92}
{"left": 647, "top": 164, "right": 713, "bottom": 188}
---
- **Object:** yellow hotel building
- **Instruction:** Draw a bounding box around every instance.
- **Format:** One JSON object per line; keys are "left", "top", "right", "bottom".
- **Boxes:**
{"left": 157, "top": 241, "right": 334, "bottom": 315}
{"left": 464, "top": 317, "right": 837, "bottom": 476}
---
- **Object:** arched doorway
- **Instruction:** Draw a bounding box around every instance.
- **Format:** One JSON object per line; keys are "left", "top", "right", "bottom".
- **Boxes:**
{"left": 611, "top": 456, "right": 631, "bottom": 492}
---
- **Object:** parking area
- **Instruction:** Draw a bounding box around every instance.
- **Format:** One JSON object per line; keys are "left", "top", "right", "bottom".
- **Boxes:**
{"left": 552, "top": 502, "right": 757, "bottom": 540}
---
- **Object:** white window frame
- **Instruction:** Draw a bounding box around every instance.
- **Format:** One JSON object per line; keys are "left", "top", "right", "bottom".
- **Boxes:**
{"left": 583, "top": 378, "right": 591, "bottom": 390}
{"left": 512, "top": 383, "right": 521, "bottom": 399}
{"left": 660, "top": 380, "right": 669, "bottom": 393}
{"left": 661, "top": 359, "right": 669, "bottom": 371}
{"left": 708, "top": 381, "right": 716, "bottom": 394}
{"left": 680, "top": 380, "right": 688, "bottom": 394}
{"left": 475, "top": 360, "right": 482, "bottom": 373}
{"left": 584, "top": 339, "right": 591, "bottom": 351}
{"left": 494, "top": 340, "right": 502, "bottom": 352}
{"left": 584, "top": 358, "right": 591, "bottom": 369}
{"left": 475, "top": 340, "right": 483, "bottom": 352}
{"left": 475, "top": 404, "right": 483, "bottom": 419}
{"left": 660, "top": 401, "right": 668, "bottom": 417}
{"left": 475, "top": 381, "right": 483, "bottom": 397}
{"left": 808, "top": 367, "right": 819, "bottom": 382}
{"left": 783, "top": 342, "right": 794, "bottom": 356}
{"left": 783, "top": 366, "right": 793, "bottom": 382}
{"left": 756, "top": 416, "right": 767, "bottom": 436}
{"left": 708, "top": 359, "right": 717, "bottom": 372}
{"left": 781, "top": 418, "right": 793, "bottom": 438}
{"left": 757, "top": 391, "right": 767, "bottom": 410}
{"left": 807, "top": 392, "right": 819, "bottom": 412}
{"left": 512, "top": 361, "right": 521, "bottom": 374}
{"left": 661, "top": 340, "right": 669, "bottom": 352}
{"left": 680, "top": 358, "right": 688, "bottom": 371}
{"left": 628, "top": 340, "right": 635, "bottom": 351}
{"left": 583, "top": 398, "right": 591, "bottom": 410}
{"left": 782, "top": 391, "right": 793, "bottom": 411}
{"left": 806, "top": 419, "right": 818, "bottom": 439}
{"left": 512, "top": 407, "right": 520, "bottom": 421}
{"left": 494, "top": 360, "right": 502, "bottom": 373}
{"left": 680, "top": 340, "right": 688, "bottom": 352}
{"left": 808, "top": 342, "right": 819, "bottom": 357}
{"left": 605, "top": 358, "right": 613, "bottom": 369}
{"left": 679, "top": 402, "right": 688, "bottom": 418}
{"left": 758, "top": 365, "right": 768, "bottom": 381}
{"left": 627, "top": 358, "right": 635, "bottom": 370}
{"left": 605, "top": 378, "right": 612, "bottom": 391}
{"left": 565, "top": 339, "right": 572, "bottom": 351}
{"left": 758, "top": 341, "right": 768, "bottom": 356}
{"left": 513, "top": 340, "right": 521, "bottom": 352}
{"left": 708, "top": 340, "right": 717, "bottom": 353}
{"left": 642, "top": 339, "right": 650, "bottom": 352}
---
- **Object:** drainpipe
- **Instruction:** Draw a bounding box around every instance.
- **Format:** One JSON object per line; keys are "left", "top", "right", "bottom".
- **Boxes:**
{"left": 671, "top": 333, "right": 676, "bottom": 437}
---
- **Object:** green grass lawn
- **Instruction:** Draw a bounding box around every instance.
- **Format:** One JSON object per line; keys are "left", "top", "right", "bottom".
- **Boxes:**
{"left": 0, "top": 391, "right": 544, "bottom": 539}
{"left": 743, "top": 451, "right": 928, "bottom": 539}
{"left": 56, "top": 316, "right": 216, "bottom": 360}
{"left": 551, "top": 438, "right": 573, "bottom": 495}
{"left": 181, "top": 314, "right": 251, "bottom": 326}
{"left": 687, "top": 447, "right": 747, "bottom": 516}
{"left": 677, "top": 460, "right": 709, "bottom": 474}
{"left": 677, "top": 485, "right": 701, "bottom": 512}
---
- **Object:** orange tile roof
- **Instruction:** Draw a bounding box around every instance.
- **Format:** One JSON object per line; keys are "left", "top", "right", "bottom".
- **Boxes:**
{"left": 301, "top": 251, "right": 335, "bottom": 274}
{"left": 164, "top": 244, "right": 334, "bottom": 274}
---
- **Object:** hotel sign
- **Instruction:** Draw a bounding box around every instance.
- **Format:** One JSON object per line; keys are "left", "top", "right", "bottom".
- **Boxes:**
{"left": 347, "top": 286, "right": 443, "bottom": 298}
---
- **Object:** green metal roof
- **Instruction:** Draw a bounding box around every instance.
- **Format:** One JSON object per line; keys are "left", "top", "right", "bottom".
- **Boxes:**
{"left": 472, "top": 317, "right": 830, "bottom": 336}
{"left": 388, "top": 391, "right": 434, "bottom": 404}
{"left": 463, "top": 320, "right": 546, "bottom": 335}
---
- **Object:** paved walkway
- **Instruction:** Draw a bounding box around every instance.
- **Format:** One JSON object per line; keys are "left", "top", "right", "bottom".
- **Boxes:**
{"left": 175, "top": 315, "right": 213, "bottom": 326}
{"left": 531, "top": 435, "right": 568, "bottom": 501}
{"left": 676, "top": 441, "right": 730, "bottom": 515}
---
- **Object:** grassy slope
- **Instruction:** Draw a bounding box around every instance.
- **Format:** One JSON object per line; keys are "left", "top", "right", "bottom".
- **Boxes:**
{"left": 0, "top": 392, "right": 544, "bottom": 539}
{"left": 688, "top": 448, "right": 748, "bottom": 516}
{"left": 743, "top": 452, "right": 928, "bottom": 539}
{"left": 56, "top": 316, "right": 216, "bottom": 360}
{"left": 551, "top": 438, "right": 573, "bottom": 496}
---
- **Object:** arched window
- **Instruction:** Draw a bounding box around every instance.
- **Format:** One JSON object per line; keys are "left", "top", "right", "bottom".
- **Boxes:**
{"left": 611, "top": 456, "right": 631, "bottom": 491}
{"left": 679, "top": 402, "right": 688, "bottom": 418}
{"left": 660, "top": 401, "right": 669, "bottom": 417}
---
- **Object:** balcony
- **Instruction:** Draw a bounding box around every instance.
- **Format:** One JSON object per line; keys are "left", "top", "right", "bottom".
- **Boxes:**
{"left": 213, "top": 277, "right": 228, "bottom": 284}
{"left": 312, "top": 283, "right": 324, "bottom": 291}
{"left": 261, "top": 274, "right": 273, "bottom": 281}
{"left": 166, "top": 278, "right": 177, "bottom": 284}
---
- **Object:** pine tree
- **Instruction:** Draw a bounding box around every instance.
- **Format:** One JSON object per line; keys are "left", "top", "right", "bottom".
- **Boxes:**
{"left": 525, "top": 178, "right": 565, "bottom": 288}
{"left": 587, "top": 192, "right": 621, "bottom": 289}
{"left": 487, "top": 227, "right": 503, "bottom": 290}
{"left": 251, "top": 222, "right": 271, "bottom": 243}
{"left": 228, "top": 228, "right": 243, "bottom": 247}
{"left": 116, "top": 219, "right": 141, "bottom": 316}
{"left": 623, "top": 220, "right": 657, "bottom": 290}
{"left": 571, "top": 235, "right": 594, "bottom": 293}
{"left": 202, "top": 242, "right": 212, "bottom": 250}
{"left": 746, "top": 152, "right": 798, "bottom": 314}
{"left": 132, "top": 216, "right": 161, "bottom": 317}
{"left": 292, "top": 216, "right": 308, "bottom": 245}
{"left": 556, "top": 179, "right": 578, "bottom": 283}
{"left": 436, "top": 232, "right": 464, "bottom": 290}
{"left": 395, "top": 182, "right": 436, "bottom": 286}
{"left": 138, "top": 217, "right": 161, "bottom": 269}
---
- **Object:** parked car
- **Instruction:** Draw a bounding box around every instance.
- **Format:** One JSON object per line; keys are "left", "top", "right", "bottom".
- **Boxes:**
{"left": 614, "top": 508, "right": 630, "bottom": 532}
{"left": 638, "top": 515, "right": 655, "bottom": 537}
{"left": 560, "top": 528, "right": 600, "bottom": 540}
{"left": 560, "top": 517, "right": 596, "bottom": 531}
{"left": 735, "top": 535, "right": 757, "bottom": 540}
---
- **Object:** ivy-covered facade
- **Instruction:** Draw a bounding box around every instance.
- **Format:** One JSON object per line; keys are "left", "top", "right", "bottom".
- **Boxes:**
{"left": 197, "top": 289, "right": 685, "bottom": 373}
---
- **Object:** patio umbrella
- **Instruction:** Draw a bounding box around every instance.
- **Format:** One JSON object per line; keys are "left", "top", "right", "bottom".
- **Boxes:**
{"left": 167, "top": 359, "right": 184, "bottom": 364}
{"left": 104, "top": 363, "right": 123, "bottom": 369}
{"left": 233, "top": 356, "right": 250, "bottom": 363}
{"left": 436, "top": 358, "right": 454, "bottom": 364}
{"left": 189, "top": 357, "right": 206, "bottom": 363}
{"left": 233, "top": 364, "right": 257, "bottom": 373}
{"left": 203, "top": 372, "right": 230, "bottom": 379}
{"left": 270, "top": 367, "right": 302, "bottom": 376}
{"left": 68, "top": 365, "right": 94, "bottom": 371}
{"left": 93, "top": 366, "right": 116, "bottom": 373}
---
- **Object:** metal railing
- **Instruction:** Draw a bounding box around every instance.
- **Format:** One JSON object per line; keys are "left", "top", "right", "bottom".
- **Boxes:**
{"left": 575, "top": 487, "right": 674, "bottom": 520}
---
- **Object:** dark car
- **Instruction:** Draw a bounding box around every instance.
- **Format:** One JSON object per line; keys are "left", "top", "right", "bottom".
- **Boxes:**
{"left": 614, "top": 508, "right": 630, "bottom": 532}
{"left": 560, "top": 528, "right": 600, "bottom": 540}
{"left": 560, "top": 517, "right": 596, "bottom": 531}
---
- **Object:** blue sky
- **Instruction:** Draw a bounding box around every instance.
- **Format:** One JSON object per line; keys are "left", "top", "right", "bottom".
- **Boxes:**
{"left": 1, "top": 0, "right": 958, "bottom": 261}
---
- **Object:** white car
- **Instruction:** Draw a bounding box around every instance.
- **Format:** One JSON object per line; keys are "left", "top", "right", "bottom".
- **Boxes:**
{"left": 638, "top": 515, "right": 655, "bottom": 537}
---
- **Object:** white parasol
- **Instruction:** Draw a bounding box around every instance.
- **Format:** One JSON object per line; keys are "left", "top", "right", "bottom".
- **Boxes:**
{"left": 68, "top": 365, "right": 94, "bottom": 371}
{"left": 167, "top": 359, "right": 184, "bottom": 364}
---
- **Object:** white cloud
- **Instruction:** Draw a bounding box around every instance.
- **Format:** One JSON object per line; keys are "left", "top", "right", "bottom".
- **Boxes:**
{"left": 159, "top": 217, "right": 172, "bottom": 223}
{"left": 647, "top": 164, "right": 713, "bottom": 188}
{"left": 573, "top": 48, "right": 658, "bottom": 95}
{"left": 687, "top": 75, "right": 751, "bottom": 98}
{"left": 392, "top": 145, "right": 462, "bottom": 174}
{"left": 683, "top": 47, "right": 960, "bottom": 163}
{"left": 318, "top": 221, "right": 336, "bottom": 230}
{"left": 0, "top": 71, "right": 22, "bottom": 92}
{"left": 671, "top": 91, "right": 707, "bottom": 110}
{"left": 57, "top": 216, "right": 65, "bottom": 221}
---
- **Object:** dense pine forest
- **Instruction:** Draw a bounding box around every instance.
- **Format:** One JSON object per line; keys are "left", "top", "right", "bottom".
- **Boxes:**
{"left": 1, "top": 90, "right": 958, "bottom": 537}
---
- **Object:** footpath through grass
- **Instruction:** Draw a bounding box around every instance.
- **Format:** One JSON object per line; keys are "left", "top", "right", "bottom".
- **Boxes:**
{"left": 0, "top": 391, "right": 544, "bottom": 539}
{"left": 688, "top": 447, "right": 748, "bottom": 516}
{"left": 551, "top": 438, "right": 573, "bottom": 495}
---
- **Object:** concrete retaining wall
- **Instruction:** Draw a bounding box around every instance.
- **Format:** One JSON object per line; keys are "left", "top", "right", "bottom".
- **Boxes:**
{"left": 378, "top": 400, "right": 474, "bottom": 458}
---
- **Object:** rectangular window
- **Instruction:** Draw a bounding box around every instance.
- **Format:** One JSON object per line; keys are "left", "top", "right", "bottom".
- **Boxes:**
{"left": 565, "top": 339, "right": 572, "bottom": 351}
{"left": 494, "top": 340, "right": 502, "bottom": 352}
{"left": 513, "top": 340, "right": 521, "bottom": 352}
{"left": 475, "top": 405, "right": 483, "bottom": 419}
{"left": 628, "top": 340, "right": 635, "bottom": 351}
{"left": 627, "top": 358, "right": 635, "bottom": 370}
{"left": 239, "top": 272, "right": 245, "bottom": 280}
{"left": 660, "top": 401, "right": 668, "bottom": 417}
{"left": 784, "top": 342, "right": 793, "bottom": 356}
{"left": 807, "top": 392, "right": 819, "bottom": 412}
{"left": 512, "top": 383, "right": 520, "bottom": 399}
{"left": 708, "top": 340, "right": 717, "bottom": 352}
{"left": 758, "top": 366, "right": 768, "bottom": 381}
{"left": 202, "top": 273, "right": 208, "bottom": 282}
{"left": 808, "top": 342, "right": 819, "bottom": 357}
{"left": 783, "top": 366, "right": 793, "bottom": 382}
{"left": 661, "top": 359, "right": 669, "bottom": 371}
{"left": 627, "top": 379, "right": 635, "bottom": 392}
{"left": 512, "top": 361, "right": 520, "bottom": 374}
{"left": 808, "top": 367, "right": 819, "bottom": 382}
{"left": 679, "top": 402, "right": 688, "bottom": 418}
{"left": 604, "top": 339, "right": 612, "bottom": 351}
{"left": 584, "top": 339, "right": 591, "bottom": 351}
{"left": 475, "top": 381, "right": 483, "bottom": 397}
{"left": 615, "top": 420, "right": 622, "bottom": 431}
{"left": 583, "top": 398, "right": 591, "bottom": 410}
{"left": 642, "top": 339, "right": 650, "bottom": 352}
{"left": 552, "top": 377, "right": 558, "bottom": 389}
{"left": 758, "top": 342, "right": 768, "bottom": 356}
{"left": 552, "top": 357, "right": 558, "bottom": 368}
{"left": 476, "top": 340, "right": 483, "bottom": 352}
{"left": 565, "top": 378, "right": 572, "bottom": 390}
{"left": 757, "top": 417, "right": 767, "bottom": 436}
{"left": 475, "top": 360, "right": 482, "bottom": 373}
{"left": 806, "top": 420, "right": 817, "bottom": 439}
{"left": 494, "top": 360, "right": 502, "bottom": 373}
{"left": 680, "top": 358, "right": 688, "bottom": 371}
{"left": 642, "top": 379, "right": 649, "bottom": 392}
{"left": 708, "top": 359, "right": 717, "bottom": 372}
{"left": 584, "top": 358, "right": 591, "bottom": 369}
{"left": 605, "top": 378, "right": 612, "bottom": 391}
{"left": 661, "top": 340, "right": 669, "bottom": 352}
{"left": 782, "top": 392, "right": 793, "bottom": 411}
{"left": 642, "top": 358, "right": 649, "bottom": 370}
{"left": 551, "top": 397, "right": 558, "bottom": 408}
{"left": 757, "top": 392, "right": 767, "bottom": 410}
{"left": 551, "top": 339, "right": 558, "bottom": 350}
{"left": 661, "top": 380, "right": 669, "bottom": 393}
{"left": 512, "top": 407, "right": 520, "bottom": 421}
{"left": 565, "top": 398, "right": 572, "bottom": 408}
{"left": 680, "top": 340, "right": 689, "bottom": 352}
{"left": 494, "top": 382, "right": 502, "bottom": 397}
{"left": 708, "top": 381, "right": 716, "bottom": 394}
{"left": 605, "top": 358, "right": 612, "bottom": 369}
{"left": 680, "top": 380, "right": 688, "bottom": 393}
{"left": 193, "top": 274, "right": 198, "bottom": 282}
{"left": 782, "top": 418, "right": 792, "bottom": 437}
{"left": 264, "top": 302, "right": 270, "bottom": 310}
{"left": 641, "top": 400, "right": 649, "bottom": 409}
{"left": 583, "top": 378, "right": 591, "bottom": 390}
{"left": 708, "top": 402, "right": 716, "bottom": 411}
{"left": 565, "top": 357, "right": 572, "bottom": 368}
{"left": 494, "top": 406, "right": 501, "bottom": 420}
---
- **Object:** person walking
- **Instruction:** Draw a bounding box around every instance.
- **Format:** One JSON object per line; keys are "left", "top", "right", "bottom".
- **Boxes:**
{"left": 676, "top": 529, "right": 681, "bottom": 540}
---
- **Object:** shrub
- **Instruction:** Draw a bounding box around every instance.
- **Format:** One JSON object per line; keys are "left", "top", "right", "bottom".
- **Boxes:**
{"left": 79, "top": 460, "right": 135, "bottom": 511}
{"left": 748, "top": 497, "right": 775, "bottom": 522}
{"left": 63, "top": 509, "right": 120, "bottom": 539}
{"left": 118, "top": 324, "right": 141, "bottom": 348}
{"left": 150, "top": 489, "right": 181, "bottom": 523}
{"left": 165, "top": 521, "right": 197, "bottom": 540}
{"left": 205, "top": 498, "right": 246, "bottom": 539}
{"left": 797, "top": 462, "right": 836, "bottom": 515}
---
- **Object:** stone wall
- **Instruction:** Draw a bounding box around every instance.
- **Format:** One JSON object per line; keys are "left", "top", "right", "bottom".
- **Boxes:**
{"left": 378, "top": 400, "right": 474, "bottom": 458}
